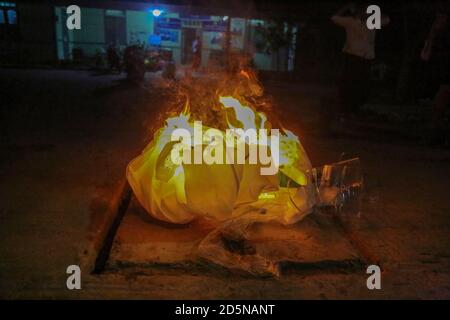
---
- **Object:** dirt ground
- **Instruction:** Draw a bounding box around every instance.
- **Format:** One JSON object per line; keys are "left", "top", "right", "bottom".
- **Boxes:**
{"left": 0, "top": 68, "right": 449, "bottom": 299}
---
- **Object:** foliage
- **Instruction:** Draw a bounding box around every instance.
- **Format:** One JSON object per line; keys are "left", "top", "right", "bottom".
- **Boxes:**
{"left": 254, "top": 20, "right": 295, "bottom": 54}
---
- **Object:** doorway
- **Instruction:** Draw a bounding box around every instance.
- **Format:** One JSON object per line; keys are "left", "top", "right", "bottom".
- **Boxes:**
{"left": 181, "top": 28, "right": 197, "bottom": 65}
{"left": 104, "top": 10, "right": 126, "bottom": 46}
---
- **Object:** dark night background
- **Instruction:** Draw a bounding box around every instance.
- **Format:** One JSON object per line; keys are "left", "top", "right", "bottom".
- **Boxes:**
{"left": 0, "top": 0, "right": 449, "bottom": 299}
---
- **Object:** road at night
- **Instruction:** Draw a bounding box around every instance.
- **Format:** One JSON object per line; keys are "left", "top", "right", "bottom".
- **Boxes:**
{"left": 1, "top": 69, "right": 449, "bottom": 299}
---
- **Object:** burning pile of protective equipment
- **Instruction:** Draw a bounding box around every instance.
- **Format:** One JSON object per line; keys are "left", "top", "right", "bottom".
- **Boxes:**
{"left": 127, "top": 69, "right": 315, "bottom": 225}
{"left": 125, "top": 67, "right": 361, "bottom": 275}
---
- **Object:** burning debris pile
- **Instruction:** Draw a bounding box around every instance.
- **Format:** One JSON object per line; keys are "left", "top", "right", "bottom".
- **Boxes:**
{"left": 125, "top": 65, "right": 362, "bottom": 275}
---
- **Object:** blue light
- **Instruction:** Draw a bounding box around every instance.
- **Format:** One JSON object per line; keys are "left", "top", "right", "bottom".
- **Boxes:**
{"left": 152, "top": 9, "right": 163, "bottom": 17}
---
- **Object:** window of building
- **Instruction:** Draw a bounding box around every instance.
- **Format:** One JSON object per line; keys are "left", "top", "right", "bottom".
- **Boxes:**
{"left": 249, "top": 20, "right": 267, "bottom": 53}
{"left": 6, "top": 8, "right": 16, "bottom": 24}
{"left": 0, "top": 2, "right": 16, "bottom": 25}
{"left": 105, "top": 10, "right": 126, "bottom": 45}
{"left": 0, "top": 2, "right": 18, "bottom": 41}
{"left": 0, "top": 2, "right": 16, "bottom": 7}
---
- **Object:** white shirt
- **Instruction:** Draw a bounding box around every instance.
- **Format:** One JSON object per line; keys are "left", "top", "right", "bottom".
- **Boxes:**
{"left": 332, "top": 15, "right": 389, "bottom": 60}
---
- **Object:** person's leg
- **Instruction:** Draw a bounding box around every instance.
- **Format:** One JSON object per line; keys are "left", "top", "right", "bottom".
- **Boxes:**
{"left": 432, "top": 84, "right": 450, "bottom": 130}
{"left": 192, "top": 53, "right": 200, "bottom": 72}
{"left": 430, "top": 53, "right": 450, "bottom": 142}
{"left": 0, "top": 114, "right": 7, "bottom": 144}
{"left": 349, "top": 56, "right": 366, "bottom": 114}
{"left": 350, "top": 57, "right": 371, "bottom": 115}
{"left": 358, "top": 59, "right": 372, "bottom": 112}
{"left": 338, "top": 54, "right": 353, "bottom": 114}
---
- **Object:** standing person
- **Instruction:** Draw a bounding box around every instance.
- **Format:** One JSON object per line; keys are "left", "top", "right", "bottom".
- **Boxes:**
{"left": 107, "top": 43, "right": 121, "bottom": 73}
{"left": 192, "top": 36, "right": 202, "bottom": 72}
{"left": 422, "top": 4, "right": 450, "bottom": 144}
{"left": 331, "top": 3, "right": 390, "bottom": 116}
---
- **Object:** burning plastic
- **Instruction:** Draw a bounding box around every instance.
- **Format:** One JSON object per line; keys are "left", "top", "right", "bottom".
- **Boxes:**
{"left": 126, "top": 95, "right": 316, "bottom": 225}
{"left": 125, "top": 68, "right": 362, "bottom": 276}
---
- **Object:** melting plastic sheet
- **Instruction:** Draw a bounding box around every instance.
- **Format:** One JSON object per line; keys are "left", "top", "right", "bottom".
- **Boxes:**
{"left": 127, "top": 134, "right": 362, "bottom": 276}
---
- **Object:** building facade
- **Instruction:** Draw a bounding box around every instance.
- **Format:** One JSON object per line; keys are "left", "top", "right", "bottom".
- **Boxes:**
{"left": 0, "top": 1, "right": 56, "bottom": 64}
{"left": 1, "top": 1, "right": 296, "bottom": 71}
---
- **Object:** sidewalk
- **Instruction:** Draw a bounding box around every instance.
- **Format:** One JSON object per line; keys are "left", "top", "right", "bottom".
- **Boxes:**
{"left": 0, "top": 69, "right": 158, "bottom": 298}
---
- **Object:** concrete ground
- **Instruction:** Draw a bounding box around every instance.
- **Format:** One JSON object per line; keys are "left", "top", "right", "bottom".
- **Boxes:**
{"left": 0, "top": 68, "right": 449, "bottom": 299}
